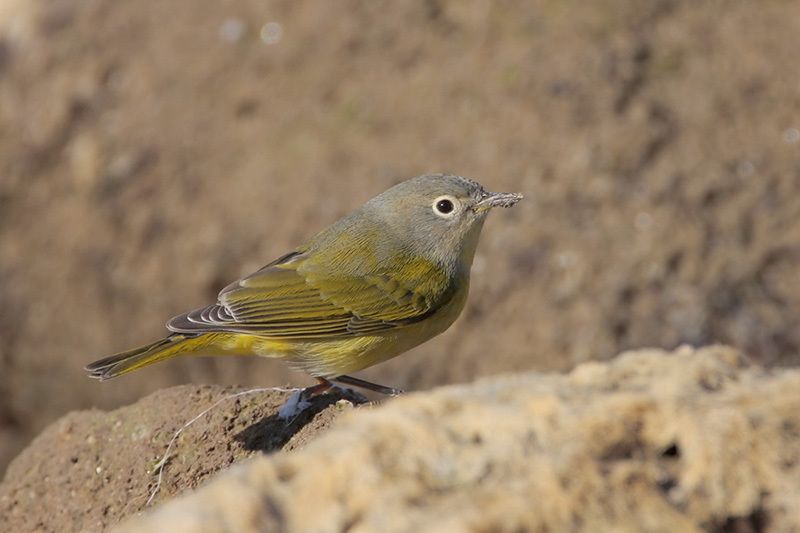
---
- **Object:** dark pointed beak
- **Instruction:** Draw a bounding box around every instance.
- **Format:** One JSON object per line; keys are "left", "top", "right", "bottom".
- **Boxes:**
{"left": 474, "top": 191, "right": 523, "bottom": 212}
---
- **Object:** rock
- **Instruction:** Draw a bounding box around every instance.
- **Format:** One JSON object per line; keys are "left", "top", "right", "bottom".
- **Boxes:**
{"left": 113, "top": 346, "right": 800, "bottom": 532}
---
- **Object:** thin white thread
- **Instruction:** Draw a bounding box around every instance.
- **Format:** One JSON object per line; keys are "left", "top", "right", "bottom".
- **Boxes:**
{"left": 146, "top": 386, "right": 300, "bottom": 506}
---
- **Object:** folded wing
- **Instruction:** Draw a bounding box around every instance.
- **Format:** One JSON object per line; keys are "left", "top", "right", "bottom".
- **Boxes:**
{"left": 167, "top": 251, "right": 452, "bottom": 339}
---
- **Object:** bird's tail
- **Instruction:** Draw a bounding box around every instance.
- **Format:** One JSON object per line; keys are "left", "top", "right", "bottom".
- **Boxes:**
{"left": 85, "top": 334, "right": 204, "bottom": 380}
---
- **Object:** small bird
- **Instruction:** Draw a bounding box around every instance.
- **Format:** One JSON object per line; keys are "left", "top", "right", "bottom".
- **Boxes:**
{"left": 86, "top": 174, "right": 522, "bottom": 402}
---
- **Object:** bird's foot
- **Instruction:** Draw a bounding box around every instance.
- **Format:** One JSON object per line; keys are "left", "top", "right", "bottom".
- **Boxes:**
{"left": 277, "top": 378, "right": 332, "bottom": 420}
{"left": 277, "top": 375, "right": 398, "bottom": 421}
{"left": 277, "top": 389, "right": 313, "bottom": 420}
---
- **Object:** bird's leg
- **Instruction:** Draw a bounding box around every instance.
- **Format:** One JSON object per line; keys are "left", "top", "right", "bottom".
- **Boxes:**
{"left": 277, "top": 378, "right": 333, "bottom": 420}
{"left": 332, "top": 375, "right": 404, "bottom": 396}
{"left": 278, "top": 376, "right": 400, "bottom": 420}
{"left": 302, "top": 377, "right": 335, "bottom": 398}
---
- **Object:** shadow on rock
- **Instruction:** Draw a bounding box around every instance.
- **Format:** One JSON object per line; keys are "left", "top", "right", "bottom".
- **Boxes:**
{"left": 235, "top": 389, "right": 368, "bottom": 453}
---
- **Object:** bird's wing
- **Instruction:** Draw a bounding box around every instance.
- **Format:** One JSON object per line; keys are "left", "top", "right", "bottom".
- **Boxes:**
{"left": 167, "top": 251, "right": 453, "bottom": 338}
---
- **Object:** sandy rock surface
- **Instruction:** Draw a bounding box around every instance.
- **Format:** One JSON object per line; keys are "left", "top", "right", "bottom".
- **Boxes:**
{"left": 118, "top": 347, "right": 800, "bottom": 532}
{"left": 3, "top": 346, "right": 790, "bottom": 532}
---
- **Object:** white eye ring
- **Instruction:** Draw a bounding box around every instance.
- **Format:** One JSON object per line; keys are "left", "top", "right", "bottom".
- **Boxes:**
{"left": 432, "top": 195, "right": 460, "bottom": 218}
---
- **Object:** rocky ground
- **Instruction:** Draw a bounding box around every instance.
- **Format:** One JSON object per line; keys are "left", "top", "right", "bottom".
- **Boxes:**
{"left": 1, "top": 0, "right": 800, "bottom": 517}
{"left": 2, "top": 346, "right": 799, "bottom": 532}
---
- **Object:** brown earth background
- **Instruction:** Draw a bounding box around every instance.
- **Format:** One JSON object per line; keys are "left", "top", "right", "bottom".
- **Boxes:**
{"left": 1, "top": 0, "right": 800, "bottom": 478}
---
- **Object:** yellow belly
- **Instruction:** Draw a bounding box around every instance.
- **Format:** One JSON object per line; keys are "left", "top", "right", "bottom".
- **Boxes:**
{"left": 204, "top": 281, "right": 469, "bottom": 378}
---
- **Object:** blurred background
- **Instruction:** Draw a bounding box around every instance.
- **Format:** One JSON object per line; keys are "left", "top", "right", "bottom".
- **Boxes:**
{"left": 1, "top": 0, "right": 799, "bottom": 476}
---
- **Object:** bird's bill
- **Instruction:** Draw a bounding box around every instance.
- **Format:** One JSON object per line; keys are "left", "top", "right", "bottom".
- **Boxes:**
{"left": 474, "top": 191, "right": 523, "bottom": 212}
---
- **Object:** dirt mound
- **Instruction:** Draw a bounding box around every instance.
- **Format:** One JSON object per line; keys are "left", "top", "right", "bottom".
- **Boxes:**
{"left": 120, "top": 347, "right": 800, "bottom": 532}
{"left": 2, "top": 0, "right": 800, "bottom": 476}
{"left": 0, "top": 386, "right": 366, "bottom": 532}
{"left": 4, "top": 346, "right": 796, "bottom": 532}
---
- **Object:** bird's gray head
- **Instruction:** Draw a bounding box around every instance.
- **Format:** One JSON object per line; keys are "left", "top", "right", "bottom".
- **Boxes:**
{"left": 364, "top": 173, "right": 523, "bottom": 270}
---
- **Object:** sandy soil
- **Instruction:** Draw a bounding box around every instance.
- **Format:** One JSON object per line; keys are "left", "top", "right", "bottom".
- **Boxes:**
{"left": 0, "top": 385, "right": 365, "bottom": 531}
{"left": 1, "top": 0, "right": 799, "bottom": 478}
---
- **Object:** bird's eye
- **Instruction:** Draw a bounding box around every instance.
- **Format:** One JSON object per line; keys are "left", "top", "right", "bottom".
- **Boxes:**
{"left": 432, "top": 196, "right": 459, "bottom": 218}
{"left": 436, "top": 199, "right": 453, "bottom": 213}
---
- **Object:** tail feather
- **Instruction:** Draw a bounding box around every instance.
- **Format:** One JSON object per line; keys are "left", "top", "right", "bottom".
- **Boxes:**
{"left": 85, "top": 334, "right": 196, "bottom": 380}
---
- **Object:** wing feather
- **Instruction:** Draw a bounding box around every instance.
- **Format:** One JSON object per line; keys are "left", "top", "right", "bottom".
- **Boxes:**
{"left": 166, "top": 249, "right": 453, "bottom": 339}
